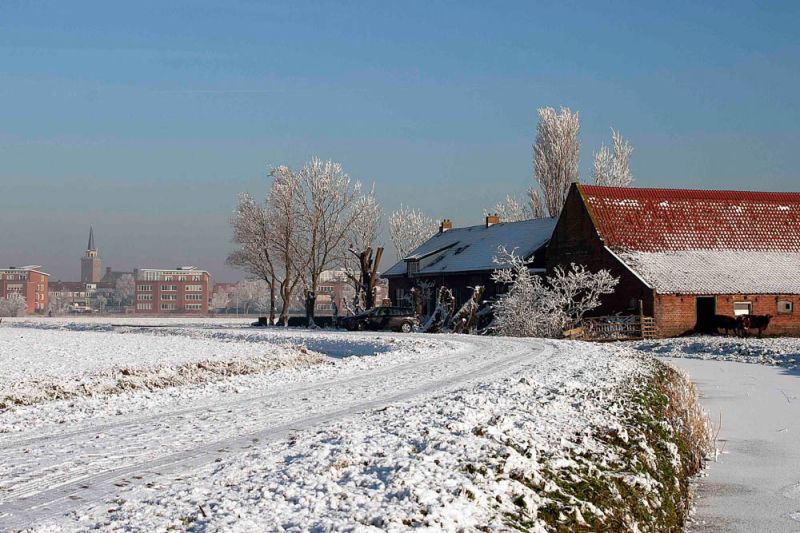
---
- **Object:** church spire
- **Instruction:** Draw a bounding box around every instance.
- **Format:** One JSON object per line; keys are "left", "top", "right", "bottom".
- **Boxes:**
{"left": 88, "top": 226, "right": 96, "bottom": 251}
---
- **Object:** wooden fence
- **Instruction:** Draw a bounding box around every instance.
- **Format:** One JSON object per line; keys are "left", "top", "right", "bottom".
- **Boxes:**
{"left": 567, "top": 315, "right": 658, "bottom": 341}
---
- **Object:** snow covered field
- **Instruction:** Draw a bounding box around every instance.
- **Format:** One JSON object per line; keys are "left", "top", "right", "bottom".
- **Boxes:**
{"left": 0, "top": 319, "right": 707, "bottom": 531}
{"left": 631, "top": 335, "right": 800, "bottom": 368}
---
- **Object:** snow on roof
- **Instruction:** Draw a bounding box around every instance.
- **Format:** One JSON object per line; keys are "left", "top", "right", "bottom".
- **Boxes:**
{"left": 578, "top": 185, "right": 800, "bottom": 294}
{"left": 579, "top": 184, "right": 800, "bottom": 253}
{"left": 616, "top": 250, "right": 800, "bottom": 294}
{"left": 384, "top": 218, "right": 557, "bottom": 277}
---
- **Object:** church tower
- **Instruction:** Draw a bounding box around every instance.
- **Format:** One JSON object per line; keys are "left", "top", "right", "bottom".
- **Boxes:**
{"left": 80, "top": 226, "right": 102, "bottom": 283}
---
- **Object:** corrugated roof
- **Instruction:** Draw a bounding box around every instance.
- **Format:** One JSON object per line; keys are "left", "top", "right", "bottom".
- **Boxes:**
{"left": 579, "top": 184, "right": 800, "bottom": 252}
{"left": 616, "top": 250, "right": 800, "bottom": 294}
{"left": 384, "top": 217, "right": 557, "bottom": 277}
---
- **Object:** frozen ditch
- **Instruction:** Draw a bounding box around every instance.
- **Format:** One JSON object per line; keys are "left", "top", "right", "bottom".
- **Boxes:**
{"left": 629, "top": 335, "right": 800, "bottom": 368}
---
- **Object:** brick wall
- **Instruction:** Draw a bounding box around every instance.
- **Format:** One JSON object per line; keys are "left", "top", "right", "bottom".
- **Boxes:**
{"left": 655, "top": 294, "right": 800, "bottom": 337}
{"left": 546, "top": 187, "right": 655, "bottom": 317}
{"left": 134, "top": 271, "right": 210, "bottom": 315}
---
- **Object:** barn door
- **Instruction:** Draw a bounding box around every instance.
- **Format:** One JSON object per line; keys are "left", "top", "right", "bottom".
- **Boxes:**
{"left": 695, "top": 297, "right": 716, "bottom": 333}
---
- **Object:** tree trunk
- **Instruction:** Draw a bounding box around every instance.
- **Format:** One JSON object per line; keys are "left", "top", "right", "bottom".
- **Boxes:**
{"left": 279, "top": 281, "right": 290, "bottom": 327}
{"left": 269, "top": 274, "right": 277, "bottom": 325}
{"left": 305, "top": 290, "right": 317, "bottom": 328}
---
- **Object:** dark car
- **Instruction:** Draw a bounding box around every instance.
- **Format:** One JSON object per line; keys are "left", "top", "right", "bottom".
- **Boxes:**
{"left": 342, "top": 307, "right": 418, "bottom": 333}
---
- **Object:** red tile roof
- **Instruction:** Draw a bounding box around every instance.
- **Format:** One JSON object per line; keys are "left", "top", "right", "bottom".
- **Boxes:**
{"left": 578, "top": 184, "right": 800, "bottom": 252}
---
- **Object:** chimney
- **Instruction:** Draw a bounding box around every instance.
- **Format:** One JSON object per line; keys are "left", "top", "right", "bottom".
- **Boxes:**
{"left": 485, "top": 213, "right": 500, "bottom": 227}
{"left": 439, "top": 219, "right": 453, "bottom": 233}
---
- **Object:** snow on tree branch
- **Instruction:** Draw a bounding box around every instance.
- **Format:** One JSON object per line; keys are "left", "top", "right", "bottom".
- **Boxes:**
{"left": 389, "top": 205, "right": 438, "bottom": 259}
{"left": 533, "top": 107, "right": 580, "bottom": 217}
{"left": 0, "top": 293, "right": 27, "bottom": 317}
{"left": 593, "top": 129, "right": 634, "bottom": 187}
{"left": 491, "top": 246, "right": 618, "bottom": 337}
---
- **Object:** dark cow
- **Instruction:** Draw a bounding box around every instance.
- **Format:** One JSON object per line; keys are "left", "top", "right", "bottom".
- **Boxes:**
{"left": 713, "top": 314, "right": 742, "bottom": 336}
{"left": 740, "top": 314, "right": 772, "bottom": 338}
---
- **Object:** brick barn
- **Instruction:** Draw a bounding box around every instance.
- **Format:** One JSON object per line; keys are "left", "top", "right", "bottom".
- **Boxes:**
{"left": 384, "top": 216, "right": 557, "bottom": 313}
{"left": 547, "top": 184, "right": 800, "bottom": 337}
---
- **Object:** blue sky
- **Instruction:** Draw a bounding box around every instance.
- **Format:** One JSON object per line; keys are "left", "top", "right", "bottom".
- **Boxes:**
{"left": 2, "top": 1, "right": 799, "bottom": 280}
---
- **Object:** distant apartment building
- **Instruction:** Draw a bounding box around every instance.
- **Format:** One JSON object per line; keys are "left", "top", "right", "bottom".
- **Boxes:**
{"left": 49, "top": 281, "right": 115, "bottom": 313}
{"left": 134, "top": 267, "right": 210, "bottom": 314}
{"left": 80, "top": 227, "right": 102, "bottom": 283}
{"left": 0, "top": 266, "right": 49, "bottom": 314}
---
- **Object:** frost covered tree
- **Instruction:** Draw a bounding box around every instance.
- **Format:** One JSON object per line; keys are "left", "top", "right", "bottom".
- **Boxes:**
{"left": 48, "top": 293, "right": 72, "bottom": 316}
{"left": 210, "top": 291, "right": 230, "bottom": 313}
{"left": 389, "top": 205, "right": 438, "bottom": 259}
{"left": 92, "top": 294, "right": 108, "bottom": 313}
{"left": 232, "top": 279, "right": 271, "bottom": 314}
{"left": 266, "top": 166, "right": 306, "bottom": 326}
{"left": 344, "top": 186, "right": 384, "bottom": 313}
{"left": 491, "top": 246, "right": 618, "bottom": 337}
{"left": 533, "top": 107, "right": 580, "bottom": 217}
{"left": 0, "top": 293, "right": 27, "bottom": 317}
{"left": 228, "top": 192, "right": 279, "bottom": 322}
{"left": 487, "top": 189, "right": 546, "bottom": 222}
{"left": 228, "top": 166, "right": 306, "bottom": 325}
{"left": 295, "top": 158, "right": 369, "bottom": 326}
{"left": 114, "top": 274, "right": 136, "bottom": 307}
{"left": 593, "top": 129, "right": 634, "bottom": 187}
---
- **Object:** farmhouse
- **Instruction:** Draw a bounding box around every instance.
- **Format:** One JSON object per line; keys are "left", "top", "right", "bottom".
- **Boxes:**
{"left": 384, "top": 215, "right": 557, "bottom": 314}
{"left": 548, "top": 183, "right": 800, "bottom": 336}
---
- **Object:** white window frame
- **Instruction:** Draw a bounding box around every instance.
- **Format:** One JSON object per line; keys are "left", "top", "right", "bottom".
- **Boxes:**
{"left": 733, "top": 301, "right": 752, "bottom": 316}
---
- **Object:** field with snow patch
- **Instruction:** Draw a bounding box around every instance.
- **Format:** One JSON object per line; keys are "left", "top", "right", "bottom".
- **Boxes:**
{"left": 0, "top": 319, "right": 709, "bottom": 531}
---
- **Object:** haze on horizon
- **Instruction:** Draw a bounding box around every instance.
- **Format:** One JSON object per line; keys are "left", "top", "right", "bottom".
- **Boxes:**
{"left": 2, "top": 1, "right": 799, "bottom": 281}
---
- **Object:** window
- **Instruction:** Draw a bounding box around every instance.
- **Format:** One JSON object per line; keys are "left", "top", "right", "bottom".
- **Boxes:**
{"left": 160, "top": 303, "right": 177, "bottom": 311}
{"left": 137, "top": 294, "right": 153, "bottom": 301}
{"left": 395, "top": 288, "right": 407, "bottom": 306}
{"left": 161, "top": 294, "right": 177, "bottom": 301}
{"left": 161, "top": 285, "right": 177, "bottom": 291}
{"left": 778, "top": 300, "right": 794, "bottom": 314}
{"left": 185, "top": 303, "right": 202, "bottom": 310}
{"left": 407, "top": 261, "right": 419, "bottom": 275}
{"left": 185, "top": 294, "right": 203, "bottom": 301}
{"left": 137, "top": 285, "right": 152, "bottom": 292}
{"left": 733, "top": 301, "right": 752, "bottom": 316}
{"left": 185, "top": 285, "right": 203, "bottom": 292}
{"left": 136, "top": 303, "right": 152, "bottom": 310}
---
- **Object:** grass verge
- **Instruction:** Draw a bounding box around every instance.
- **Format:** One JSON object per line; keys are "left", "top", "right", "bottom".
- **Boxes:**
{"left": 500, "top": 357, "right": 713, "bottom": 531}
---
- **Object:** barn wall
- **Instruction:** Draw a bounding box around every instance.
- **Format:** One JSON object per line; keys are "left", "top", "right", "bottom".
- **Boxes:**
{"left": 546, "top": 187, "right": 655, "bottom": 317}
{"left": 655, "top": 294, "right": 800, "bottom": 337}
{"left": 653, "top": 295, "right": 700, "bottom": 337}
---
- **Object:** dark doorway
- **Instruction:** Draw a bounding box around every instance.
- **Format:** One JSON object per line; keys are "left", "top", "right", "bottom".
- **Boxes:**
{"left": 695, "top": 297, "right": 716, "bottom": 333}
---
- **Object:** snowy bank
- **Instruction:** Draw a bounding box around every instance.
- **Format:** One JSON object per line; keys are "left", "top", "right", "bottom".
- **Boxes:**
{"left": 0, "top": 327, "right": 331, "bottom": 410}
{"left": 629, "top": 335, "right": 800, "bottom": 369}
{"left": 24, "top": 341, "right": 711, "bottom": 532}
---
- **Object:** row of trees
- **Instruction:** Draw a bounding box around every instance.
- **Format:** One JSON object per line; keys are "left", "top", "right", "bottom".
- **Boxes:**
{"left": 228, "top": 105, "right": 630, "bottom": 331}
{"left": 490, "top": 107, "right": 635, "bottom": 222}
{"left": 229, "top": 158, "right": 430, "bottom": 325}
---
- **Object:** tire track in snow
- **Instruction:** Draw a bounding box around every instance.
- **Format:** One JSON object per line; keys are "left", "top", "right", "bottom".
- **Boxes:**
{"left": 0, "top": 336, "right": 550, "bottom": 529}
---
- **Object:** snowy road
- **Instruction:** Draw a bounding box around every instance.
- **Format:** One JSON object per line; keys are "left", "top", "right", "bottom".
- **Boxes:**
{"left": 0, "top": 333, "right": 548, "bottom": 530}
{"left": 664, "top": 358, "right": 800, "bottom": 532}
